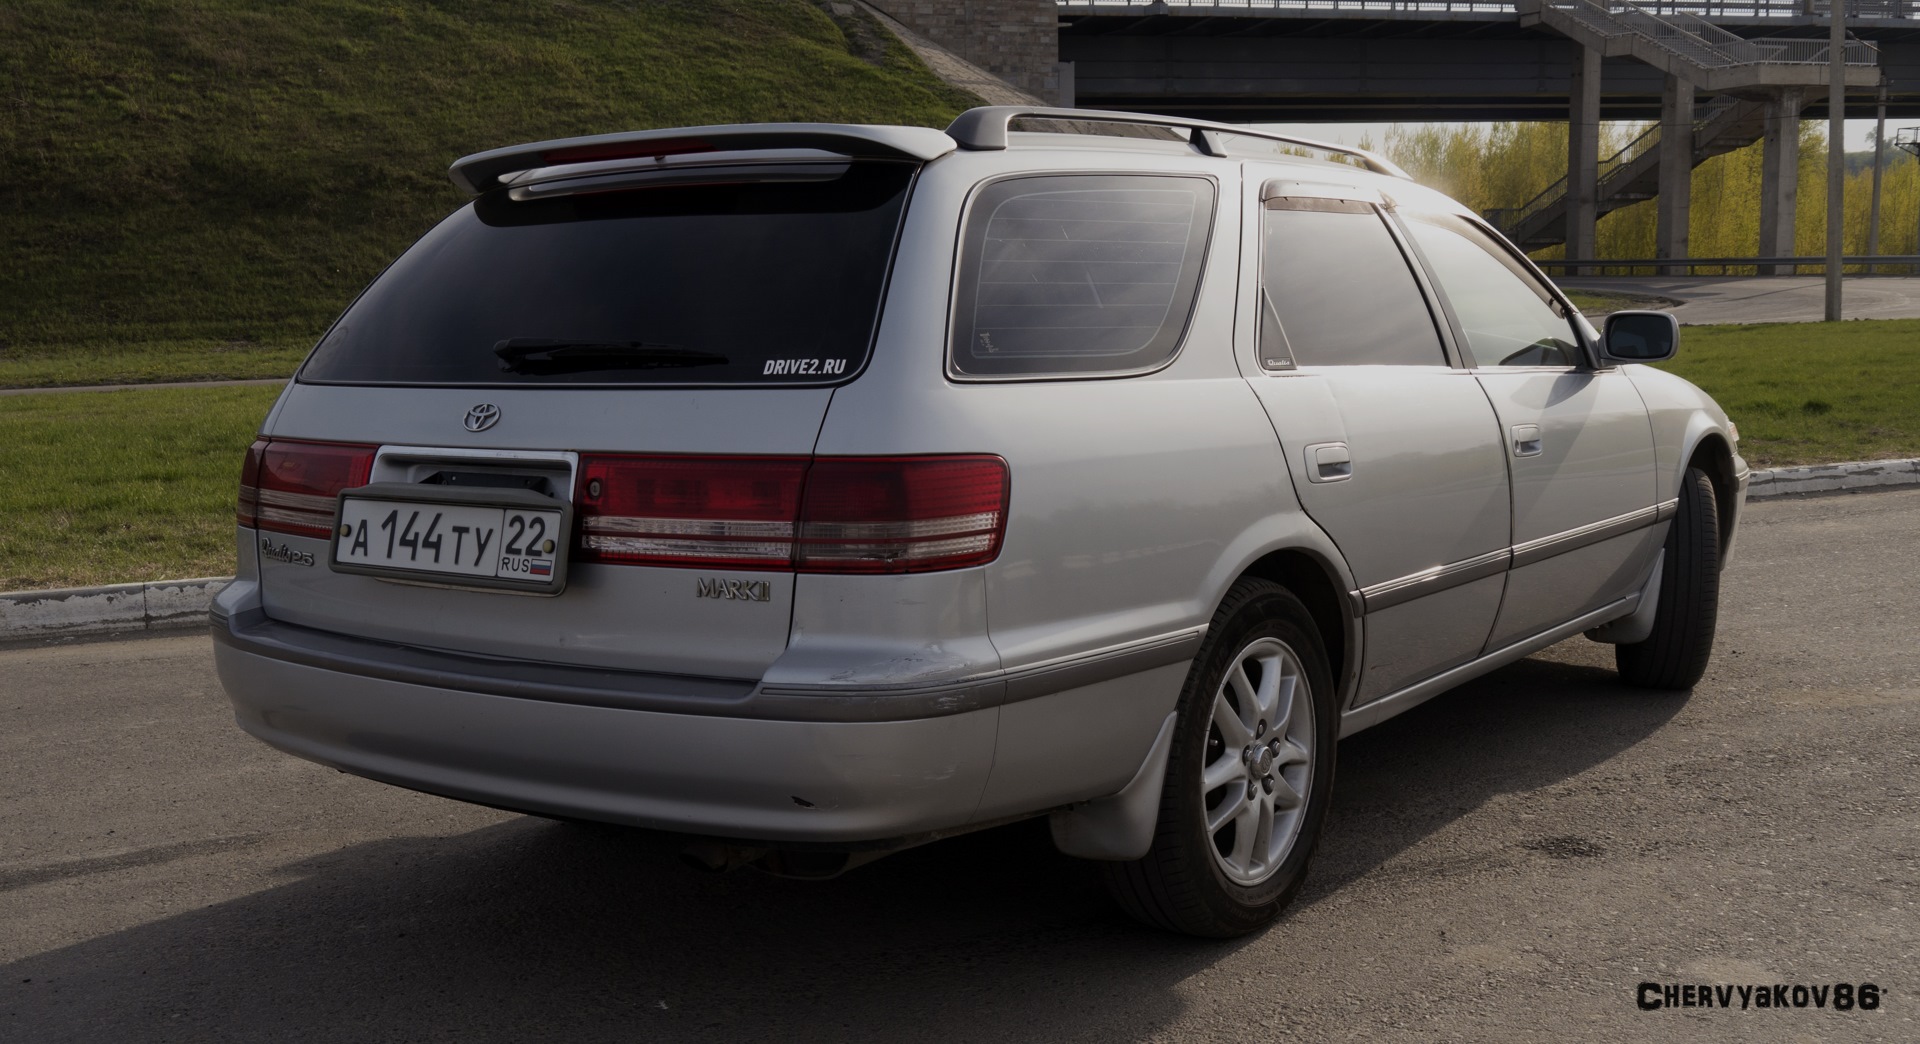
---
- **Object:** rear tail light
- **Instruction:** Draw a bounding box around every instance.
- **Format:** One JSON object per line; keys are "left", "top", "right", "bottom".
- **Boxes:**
{"left": 575, "top": 456, "right": 809, "bottom": 569}
{"left": 797, "top": 457, "right": 1008, "bottom": 573}
{"left": 575, "top": 454, "right": 1008, "bottom": 574}
{"left": 236, "top": 438, "right": 268, "bottom": 528}
{"left": 238, "top": 438, "right": 376, "bottom": 539}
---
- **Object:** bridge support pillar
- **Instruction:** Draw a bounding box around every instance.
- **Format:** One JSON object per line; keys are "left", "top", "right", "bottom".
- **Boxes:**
{"left": 1657, "top": 76, "right": 1694, "bottom": 276}
{"left": 1759, "top": 88, "right": 1803, "bottom": 275}
{"left": 1568, "top": 46, "right": 1601, "bottom": 275}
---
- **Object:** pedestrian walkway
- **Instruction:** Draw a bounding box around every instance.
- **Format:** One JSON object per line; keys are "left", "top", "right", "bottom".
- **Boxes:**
{"left": 0, "top": 377, "right": 285, "bottom": 397}
{"left": 1558, "top": 276, "right": 1920, "bottom": 325}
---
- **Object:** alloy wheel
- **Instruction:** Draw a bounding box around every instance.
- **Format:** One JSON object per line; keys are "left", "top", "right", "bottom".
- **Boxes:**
{"left": 1199, "top": 636, "right": 1315, "bottom": 885}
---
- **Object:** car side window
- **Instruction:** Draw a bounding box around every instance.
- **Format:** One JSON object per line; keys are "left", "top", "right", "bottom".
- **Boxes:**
{"left": 1259, "top": 198, "right": 1447, "bottom": 369}
{"left": 950, "top": 174, "right": 1215, "bottom": 378}
{"left": 1401, "top": 212, "right": 1584, "bottom": 368}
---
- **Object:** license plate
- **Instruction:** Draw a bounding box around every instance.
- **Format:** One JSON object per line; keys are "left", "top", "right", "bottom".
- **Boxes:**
{"left": 332, "top": 497, "right": 566, "bottom": 590}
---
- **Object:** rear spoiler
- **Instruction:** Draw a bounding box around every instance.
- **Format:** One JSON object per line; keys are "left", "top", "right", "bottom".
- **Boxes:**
{"left": 945, "top": 106, "right": 1411, "bottom": 180}
{"left": 448, "top": 124, "right": 958, "bottom": 196}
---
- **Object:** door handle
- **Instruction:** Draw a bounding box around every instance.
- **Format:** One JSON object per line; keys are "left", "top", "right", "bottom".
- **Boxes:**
{"left": 1307, "top": 442, "right": 1352, "bottom": 483}
{"left": 1511, "top": 424, "right": 1543, "bottom": 457}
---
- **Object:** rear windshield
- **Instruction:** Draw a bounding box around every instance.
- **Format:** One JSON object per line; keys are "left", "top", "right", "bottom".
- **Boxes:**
{"left": 299, "top": 163, "right": 915, "bottom": 386}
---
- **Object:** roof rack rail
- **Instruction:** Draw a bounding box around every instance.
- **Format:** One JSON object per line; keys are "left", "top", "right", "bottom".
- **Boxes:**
{"left": 448, "top": 124, "right": 957, "bottom": 195}
{"left": 944, "top": 106, "right": 1410, "bottom": 181}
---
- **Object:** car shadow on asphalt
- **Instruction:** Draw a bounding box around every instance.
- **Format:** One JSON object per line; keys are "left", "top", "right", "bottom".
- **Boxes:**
{"left": 3, "top": 642, "right": 1685, "bottom": 1042}
{"left": 1303, "top": 642, "right": 1687, "bottom": 904}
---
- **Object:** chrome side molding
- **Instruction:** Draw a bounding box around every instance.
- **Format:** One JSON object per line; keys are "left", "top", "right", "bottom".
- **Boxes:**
{"left": 1357, "top": 499, "right": 1678, "bottom": 614}
{"left": 1361, "top": 547, "right": 1511, "bottom": 613}
{"left": 1511, "top": 500, "right": 1678, "bottom": 569}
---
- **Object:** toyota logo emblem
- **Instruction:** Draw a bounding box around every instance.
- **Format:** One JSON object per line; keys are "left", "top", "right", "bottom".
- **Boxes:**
{"left": 463, "top": 403, "right": 501, "bottom": 432}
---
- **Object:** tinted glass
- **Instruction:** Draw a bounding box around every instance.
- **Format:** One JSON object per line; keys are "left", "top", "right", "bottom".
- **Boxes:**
{"left": 1259, "top": 199, "right": 1446, "bottom": 368}
{"left": 951, "top": 175, "right": 1214, "bottom": 377}
{"left": 300, "top": 163, "right": 914, "bottom": 386}
{"left": 1402, "top": 212, "right": 1583, "bottom": 368}
{"left": 1604, "top": 313, "right": 1677, "bottom": 359}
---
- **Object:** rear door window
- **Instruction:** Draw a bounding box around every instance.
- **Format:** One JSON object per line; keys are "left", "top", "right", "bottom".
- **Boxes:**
{"left": 299, "top": 163, "right": 915, "bottom": 386}
{"left": 1259, "top": 198, "right": 1447, "bottom": 369}
{"left": 949, "top": 174, "right": 1216, "bottom": 378}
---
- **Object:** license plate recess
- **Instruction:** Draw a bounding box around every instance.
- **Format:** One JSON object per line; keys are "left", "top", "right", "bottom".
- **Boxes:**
{"left": 329, "top": 482, "right": 573, "bottom": 596}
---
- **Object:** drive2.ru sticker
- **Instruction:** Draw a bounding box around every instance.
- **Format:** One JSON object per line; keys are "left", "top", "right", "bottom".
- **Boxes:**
{"left": 762, "top": 358, "right": 847, "bottom": 376}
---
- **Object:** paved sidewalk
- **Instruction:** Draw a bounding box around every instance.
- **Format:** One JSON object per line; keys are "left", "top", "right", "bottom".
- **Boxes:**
{"left": 1558, "top": 275, "right": 1920, "bottom": 325}
{"left": 0, "top": 377, "right": 285, "bottom": 397}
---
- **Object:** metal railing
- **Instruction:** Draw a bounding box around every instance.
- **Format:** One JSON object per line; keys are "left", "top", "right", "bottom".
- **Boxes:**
{"left": 1548, "top": 0, "right": 1880, "bottom": 64}
{"left": 1056, "top": 0, "right": 1920, "bottom": 18}
{"left": 1574, "top": 0, "right": 1916, "bottom": 13}
{"left": 1539, "top": 254, "right": 1920, "bottom": 273}
{"left": 1057, "top": 1, "right": 1520, "bottom": 10}
{"left": 1483, "top": 124, "right": 1655, "bottom": 232}
{"left": 1483, "top": 96, "right": 1744, "bottom": 236}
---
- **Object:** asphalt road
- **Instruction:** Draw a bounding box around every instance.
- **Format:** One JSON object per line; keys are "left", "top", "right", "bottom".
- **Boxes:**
{"left": 3, "top": 491, "right": 1916, "bottom": 1043}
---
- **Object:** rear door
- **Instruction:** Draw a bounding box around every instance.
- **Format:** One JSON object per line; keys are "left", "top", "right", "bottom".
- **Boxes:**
{"left": 1397, "top": 212, "right": 1659, "bottom": 648}
{"left": 251, "top": 160, "right": 918, "bottom": 679}
{"left": 1243, "top": 181, "right": 1511, "bottom": 706}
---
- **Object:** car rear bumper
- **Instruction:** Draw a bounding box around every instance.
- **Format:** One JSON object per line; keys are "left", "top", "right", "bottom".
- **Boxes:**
{"left": 210, "top": 609, "right": 999, "bottom": 844}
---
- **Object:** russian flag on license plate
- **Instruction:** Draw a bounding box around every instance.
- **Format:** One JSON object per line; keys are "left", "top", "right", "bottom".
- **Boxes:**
{"left": 530, "top": 560, "right": 553, "bottom": 577}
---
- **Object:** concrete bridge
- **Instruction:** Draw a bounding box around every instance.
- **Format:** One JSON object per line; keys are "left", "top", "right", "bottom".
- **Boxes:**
{"left": 1053, "top": 1, "right": 1918, "bottom": 121}
{"left": 867, "top": 0, "right": 1920, "bottom": 263}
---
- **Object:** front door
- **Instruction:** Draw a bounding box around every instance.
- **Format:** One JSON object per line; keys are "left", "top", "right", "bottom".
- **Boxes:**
{"left": 1245, "top": 186, "right": 1512, "bottom": 706}
{"left": 1397, "top": 211, "right": 1660, "bottom": 649}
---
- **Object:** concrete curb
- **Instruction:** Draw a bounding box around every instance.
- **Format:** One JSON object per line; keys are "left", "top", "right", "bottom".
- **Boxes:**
{"left": 3, "top": 458, "right": 1917, "bottom": 642}
{"left": 1746, "top": 457, "right": 1920, "bottom": 498}
{"left": 1, "top": 577, "right": 229, "bottom": 640}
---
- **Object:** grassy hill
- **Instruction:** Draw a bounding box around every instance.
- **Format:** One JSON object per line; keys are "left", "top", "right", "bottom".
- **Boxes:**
{"left": 0, "top": 0, "right": 974, "bottom": 368}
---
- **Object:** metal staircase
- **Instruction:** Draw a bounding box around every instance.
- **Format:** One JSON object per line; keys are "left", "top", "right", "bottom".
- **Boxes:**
{"left": 1517, "top": 0, "right": 1880, "bottom": 90}
{"left": 1487, "top": 0, "right": 1882, "bottom": 247}
{"left": 1486, "top": 95, "right": 1768, "bottom": 249}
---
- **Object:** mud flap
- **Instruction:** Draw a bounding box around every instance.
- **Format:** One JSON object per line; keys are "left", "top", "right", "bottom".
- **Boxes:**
{"left": 1048, "top": 710, "right": 1177, "bottom": 861}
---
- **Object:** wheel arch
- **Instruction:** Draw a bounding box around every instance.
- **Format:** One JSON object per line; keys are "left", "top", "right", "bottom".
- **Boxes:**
{"left": 1238, "top": 548, "right": 1359, "bottom": 711}
{"left": 1684, "top": 432, "right": 1737, "bottom": 566}
{"left": 1051, "top": 531, "right": 1359, "bottom": 864}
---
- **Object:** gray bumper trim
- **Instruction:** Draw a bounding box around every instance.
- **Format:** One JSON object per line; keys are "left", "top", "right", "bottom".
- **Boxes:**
{"left": 212, "top": 609, "right": 1200, "bottom": 724}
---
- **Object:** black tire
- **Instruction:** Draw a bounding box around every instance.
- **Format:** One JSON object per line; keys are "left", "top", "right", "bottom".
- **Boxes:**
{"left": 1103, "top": 578, "right": 1338, "bottom": 938}
{"left": 1616, "top": 466, "right": 1722, "bottom": 690}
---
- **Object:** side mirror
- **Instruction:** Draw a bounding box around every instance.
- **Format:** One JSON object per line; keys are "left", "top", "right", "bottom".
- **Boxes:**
{"left": 1601, "top": 311, "right": 1679, "bottom": 364}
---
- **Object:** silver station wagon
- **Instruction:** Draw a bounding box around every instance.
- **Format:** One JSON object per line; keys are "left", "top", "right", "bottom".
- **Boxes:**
{"left": 212, "top": 106, "right": 1747, "bottom": 937}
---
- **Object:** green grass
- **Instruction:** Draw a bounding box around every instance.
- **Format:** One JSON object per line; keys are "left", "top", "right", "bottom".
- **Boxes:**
{"left": 0, "top": 386, "right": 282, "bottom": 590}
{"left": 0, "top": 0, "right": 975, "bottom": 355}
{"left": 0, "top": 0, "right": 1909, "bottom": 588}
{"left": 0, "top": 319, "right": 1914, "bottom": 591}
{"left": 1655, "top": 319, "right": 1920, "bottom": 468}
